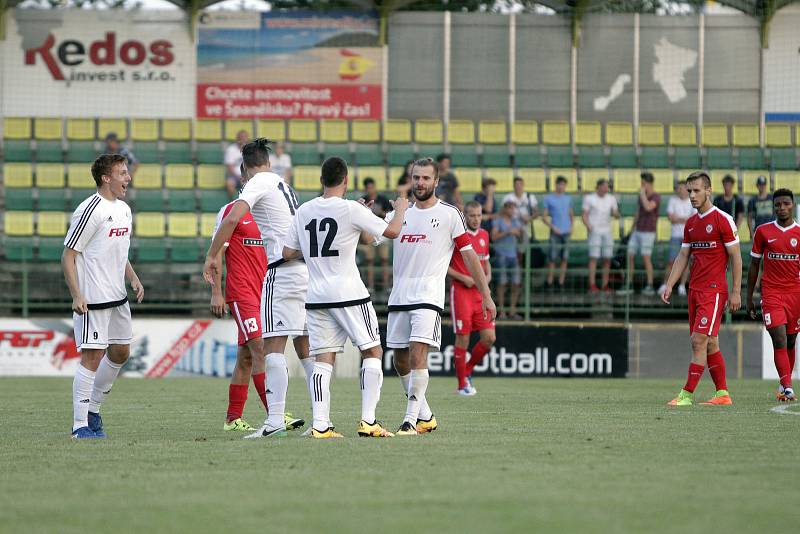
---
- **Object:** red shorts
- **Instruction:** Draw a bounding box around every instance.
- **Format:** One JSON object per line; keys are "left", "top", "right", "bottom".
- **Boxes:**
{"left": 761, "top": 292, "right": 800, "bottom": 334}
{"left": 450, "top": 284, "right": 495, "bottom": 335}
{"left": 228, "top": 301, "right": 262, "bottom": 346}
{"left": 688, "top": 290, "right": 726, "bottom": 337}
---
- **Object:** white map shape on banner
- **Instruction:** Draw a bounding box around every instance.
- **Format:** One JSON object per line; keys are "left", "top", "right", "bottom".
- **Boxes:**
{"left": 652, "top": 37, "right": 697, "bottom": 103}
{"left": 594, "top": 74, "right": 631, "bottom": 111}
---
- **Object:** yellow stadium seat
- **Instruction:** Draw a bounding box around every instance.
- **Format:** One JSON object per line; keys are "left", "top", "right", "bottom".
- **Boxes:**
{"left": 196, "top": 119, "right": 223, "bottom": 141}
{"left": 225, "top": 120, "right": 253, "bottom": 141}
{"left": 4, "top": 163, "right": 33, "bottom": 187}
{"left": 288, "top": 119, "right": 317, "bottom": 142}
{"left": 197, "top": 165, "right": 225, "bottom": 190}
{"left": 98, "top": 118, "right": 127, "bottom": 140}
{"left": 351, "top": 120, "right": 381, "bottom": 143}
{"left": 357, "top": 166, "right": 387, "bottom": 188}
{"left": 549, "top": 168, "right": 578, "bottom": 193}
{"left": 638, "top": 123, "right": 665, "bottom": 146}
{"left": 571, "top": 221, "right": 588, "bottom": 241}
{"left": 294, "top": 166, "right": 322, "bottom": 190}
{"left": 447, "top": 120, "right": 475, "bottom": 144}
{"left": 623, "top": 216, "right": 634, "bottom": 236}
{"left": 605, "top": 122, "right": 633, "bottom": 145}
{"left": 136, "top": 213, "right": 166, "bottom": 237}
{"left": 161, "top": 119, "right": 192, "bottom": 141}
{"left": 575, "top": 121, "right": 601, "bottom": 145}
{"left": 478, "top": 120, "right": 507, "bottom": 145}
{"left": 201, "top": 213, "right": 218, "bottom": 238}
{"left": 38, "top": 211, "right": 67, "bottom": 237}
{"left": 511, "top": 121, "right": 538, "bottom": 145}
{"left": 613, "top": 169, "right": 641, "bottom": 193}
{"left": 516, "top": 168, "right": 547, "bottom": 193}
{"left": 656, "top": 217, "right": 672, "bottom": 242}
{"left": 4, "top": 117, "right": 32, "bottom": 139}
{"left": 532, "top": 218, "right": 550, "bottom": 240}
{"left": 36, "top": 164, "right": 65, "bottom": 188}
{"left": 384, "top": 119, "right": 412, "bottom": 144}
{"left": 457, "top": 167, "right": 483, "bottom": 193}
{"left": 542, "top": 120, "right": 570, "bottom": 145}
{"left": 415, "top": 119, "right": 443, "bottom": 144}
{"left": 732, "top": 124, "right": 760, "bottom": 147}
{"left": 669, "top": 123, "right": 697, "bottom": 146}
{"left": 257, "top": 119, "right": 286, "bottom": 141}
{"left": 168, "top": 213, "right": 198, "bottom": 237}
{"left": 737, "top": 220, "right": 751, "bottom": 243}
{"left": 67, "top": 163, "right": 95, "bottom": 189}
{"left": 34, "top": 118, "right": 63, "bottom": 140}
{"left": 701, "top": 124, "right": 729, "bottom": 147}
{"left": 132, "top": 164, "right": 163, "bottom": 189}
{"left": 774, "top": 171, "right": 800, "bottom": 191}
{"left": 652, "top": 169, "right": 675, "bottom": 194}
{"left": 66, "top": 119, "right": 95, "bottom": 141}
{"left": 709, "top": 169, "right": 739, "bottom": 189}
{"left": 742, "top": 170, "right": 770, "bottom": 195}
{"left": 486, "top": 168, "right": 514, "bottom": 191}
{"left": 165, "top": 164, "right": 194, "bottom": 189}
{"left": 320, "top": 120, "right": 349, "bottom": 143}
{"left": 5, "top": 211, "right": 34, "bottom": 236}
{"left": 581, "top": 169, "right": 610, "bottom": 192}
{"left": 131, "top": 119, "right": 159, "bottom": 141}
{"left": 765, "top": 124, "right": 791, "bottom": 148}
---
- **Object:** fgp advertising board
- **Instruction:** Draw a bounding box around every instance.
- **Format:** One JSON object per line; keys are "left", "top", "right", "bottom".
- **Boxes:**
{"left": 197, "top": 10, "right": 382, "bottom": 120}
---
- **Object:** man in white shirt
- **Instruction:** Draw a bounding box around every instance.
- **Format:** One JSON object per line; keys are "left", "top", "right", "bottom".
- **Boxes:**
{"left": 582, "top": 178, "right": 620, "bottom": 292}
{"left": 268, "top": 141, "right": 293, "bottom": 184}
{"left": 224, "top": 130, "right": 249, "bottom": 199}
{"left": 502, "top": 176, "right": 538, "bottom": 246}
{"left": 658, "top": 182, "right": 695, "bottom": 297}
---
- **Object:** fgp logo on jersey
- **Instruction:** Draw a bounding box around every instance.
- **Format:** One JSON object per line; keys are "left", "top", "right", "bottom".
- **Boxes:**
{"left": 108, "top": 228, "right": 130, "bottom": 237}
{"left": 400, "top": 234, "right": 428, "bottom": 243}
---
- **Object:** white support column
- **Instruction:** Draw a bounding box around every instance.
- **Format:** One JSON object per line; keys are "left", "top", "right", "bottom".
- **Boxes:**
{"left": 381, "top": 44, "right": 389, "bottom": 124}
{"left": 759, "top": 46, "right": 766, "bottom": 147}
{"left": 570, "top": 41, "right": 577, "bottom": 133}
{"left": 508, "top": 14, "right": 516, "bottom": 124}
{"left": 443, "top": 11, "right": 451, "bottom": 134}
{"left": 633, "top": 13, "right": 640, "bottom": 144}
{"left": 698, "top": 13, "right": 705, "bottom": 130}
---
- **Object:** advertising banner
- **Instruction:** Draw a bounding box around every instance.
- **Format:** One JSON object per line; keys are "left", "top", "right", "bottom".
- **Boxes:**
{"left": 2, "top": 9, "right": 195, "bottom": 118}
{"left": 197, "top": 10, "right": 382, "bottom": 120}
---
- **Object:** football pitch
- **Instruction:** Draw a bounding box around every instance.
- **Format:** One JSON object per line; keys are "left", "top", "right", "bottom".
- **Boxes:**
{"left": 1, "top": 376, "right": 798, "bottom": 533}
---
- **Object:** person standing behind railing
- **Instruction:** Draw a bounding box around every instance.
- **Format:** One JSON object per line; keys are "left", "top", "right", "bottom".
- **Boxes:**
{"left": 542, "top": 175, "right": 573, "bottom": 290}
{"left": 582, "top": 179, "right": 620, "bottom": 293}
{"left": 492, "top": 201, "right": 523, "bottom": 319}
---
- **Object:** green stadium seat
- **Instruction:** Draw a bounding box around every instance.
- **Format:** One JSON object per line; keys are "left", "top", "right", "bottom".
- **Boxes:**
{"left": 387, "top": 145, "right": 413, "bottom": 167}
{"left": 66, "top": 141, "right": 97, "bottom": 163}
{"left": 224, "top": 120, "right": 253, "bottom": 141}
{"left": 483, "top": 145, "right": 511, "bottom": 167}
{"left": 510, "top": 121, "right": 538, "bottom": 145}
{"left": 38, "top": 189, "right": 66, "bottom": 211}
{"left": 69, "top": 189, "right": 96, "bottom": 211}
{"left": 291, "top": 143, "right": 320, "bottom": 166}
{"left": 135, "top": 190, "right": 164, "bottom": 212}
{"left": 3, "top": 140, "right": 33, "bottom": 162}
{"left": 5, "top": 189, "right": 34, "bottom": 211}
{"left": 38, "top": 238, "right": 64, "bottom": 261}
{"left": 546, "top": 146, "right": 573, "bottom": 168}
{"left": 514, "top": 146, "right": 542, "bottom": 168}
{"left": 171, "top": 239, "right": 202, "bottom": 263}
{"left": 98, "top": 118, "right": 128, "bottom": 141}
{"left": 451, "top": 145, "right": 478, "bottom": 167}
{"left": 135, "top": 238, "right": 167, "bottom": 262}
{"left": 674, "top": 147, "right": 701, "bottom": 169}
{"left": 133, "top": 142, "right": 160, "bottom": 164}
{"left": 351, "top": 120, "right": 380, "bottom": 143}
{"left": 354, "top": 143, "right": 383, "bottom": 166}
{"left": 577, "top": 146, "right": 605, "bottom": 168}
{"left": 4, "top": 163, "right": 34, "bottom": 187}
{"left": 771, "top": 148, "right": 797, "bottom": 170}
{"left": 706, "top": 148, "right": 733, "bottom": 169}
{"left": 167, "top": 190, "right": 197, "bottom": 212}
{"left": 618, "top": 195, "right": 638, "bottom": 216}
{"left": 640, "top": 147, "right": 669, "bottom": 169}
{"left": 163, "top": 142, "right": 193, "bottom": 164}
{"left": 36, "top": 141, "right": 64, "bottom": 163}
{"left": 609, "top": 146, "right": 637, "bottom": 168}
{"left": 322, "top": 143, "right": 350, "bottom": 161}
{"left": 196, "top": 142, "right": 222, "bottom": 165}
{"left": 738, "top": 148, "right": 766, "bottom": 170}
{"left": 3, "top": 237, "right": 35, "bottom": 261}
{"left": 200, "top": 190, "right": 230, "bottom": 213}
{"left": 131, "top": 119, "right": 159, "bottom": 141}
{"left": 257, "top": 119, "right": 286, "bottom": 141}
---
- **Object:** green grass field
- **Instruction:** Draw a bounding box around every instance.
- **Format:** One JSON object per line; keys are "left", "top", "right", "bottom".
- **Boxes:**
{"left": 1, "top": 376, "right": 798, "bottom": 533}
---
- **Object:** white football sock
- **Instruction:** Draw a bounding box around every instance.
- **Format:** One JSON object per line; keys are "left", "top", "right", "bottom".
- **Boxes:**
{"left": 265, "top": 353, "right": 288, "bottom": 429}
{"left": 403, "top": 369, "right": 429, "bottom": 425}
{"left": 73, "top": 364, "right": 95, "bottom": 431}
{"left": 400, "top": 371, "right": 433, "bottom": 420}
{"left": 300, "top": 356, "right": 316, "bottom": 403}
{"left": 88, "top": 355, "right": 123, "bottom": 413}
{"left": 310, "top": 361, "right": 333, "bottom": 432}
{"left": 360, "top": 358, "right": 383, "bottom": 424}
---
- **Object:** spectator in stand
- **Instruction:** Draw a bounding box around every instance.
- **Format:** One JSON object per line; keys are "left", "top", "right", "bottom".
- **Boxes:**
{"left": 103, "top": 133, "right": 138, "bottom": 177}
{"left": 658, "top": 182, "right": 694, "bottom": 298}
{"left": 224, "top": 130, "right": 250, "bottom": 199}
{"left": 474, "top": 178, "right": 498, "bottom": 232}
{"left": 435, "top": 153, "right": 463, "bottom": 210}
{"left": 503, "top": 176, "right": 538, "bottom": 259}
{"left": 359, "top": 177, "right": 393, "bottom": 295}
{"left": 582, "top": 178, "right": 620, "bottom": 293}
{"left": 747, "top": 175, "right": 774, "bottom": 237}
{"left": 542, "top": 175, "right": 573, "bottom": 290}
{"left": 713, "top": 174, "right": 745, "bottom": 227}
{"left": 625, "top": 172, "right": 661, "bottom": 296}
{"left": 492, "top": 200, "right": 523, "bottom": 320}
{"left": 268, "top": 141, "right": 293, "bottom": 184}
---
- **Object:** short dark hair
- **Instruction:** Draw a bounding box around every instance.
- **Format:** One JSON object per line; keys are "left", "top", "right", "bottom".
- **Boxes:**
{"left": 464, "top": 200, "right": 482, "bottom": 212}
{"left": 320, "top": 156, "right": 348, "bottom": 187}
{"left": 774, "top": 188, "right": 794, "bottom": 202}
{"left": 513, "top": 176, "right": 524, "bottom": 184}
{"left": 363, "top": 177, "right": 376, "bottom": 188}
{"left": 91, "top": 154, "right": 127, "bottom": 187}
{"left": 722, "top": 174, "right": 735, "bottom": 184}
{"left": 435, "top": 153, "right": 451, "bottom": 163}
{"left": 685, "top": 171, "right": 711, "bottom": 188}
{"left": 412, "top": 157, "right": 439, "bottom": 180}
{"left": 596, "top": 178, "right": 608, "bottom": 188}
{"left": 555, "top": 175, "right": 567, "bottom": 185}
{"left": 640, "top": 171, "right": 654, "bottom": 184}
{"left": 241, "top": 138, "right": 272, "bottom": 169}
{"left": 482, "top": 178, "right": 497, "bottom": 189}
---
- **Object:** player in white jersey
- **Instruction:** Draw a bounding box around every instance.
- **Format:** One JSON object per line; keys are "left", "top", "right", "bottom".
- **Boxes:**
{"left": 382, "top": 157, "right": 496, "bottom": 435}
{"left": 62, "top": 154, "right": 145, "bottom": 439}
{"left": 283, "top": 157, "right": 409, "bottom": 438}
{"left": 204, "top": 139, "right": 312, "bottom": 438}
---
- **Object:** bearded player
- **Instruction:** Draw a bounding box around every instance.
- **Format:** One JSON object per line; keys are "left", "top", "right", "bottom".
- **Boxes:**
{"left": 661, "top": 171, "right": 742, "bottom": 406}
{"left": 448, "top": 201, "right": 495, "bottom": 396}
{"left": 747, "top": 189, "right": 799, "bottom": 402}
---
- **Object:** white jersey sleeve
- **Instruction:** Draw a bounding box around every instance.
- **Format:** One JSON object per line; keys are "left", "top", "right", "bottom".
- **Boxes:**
{"left": 64, "top": 195, "right": 103, "bottom": 252}
{"left": 349, "top": 201, "right": 388, "bottom": 238}
{"left": 285, "top": 215, "right": 301, "bottom": 251}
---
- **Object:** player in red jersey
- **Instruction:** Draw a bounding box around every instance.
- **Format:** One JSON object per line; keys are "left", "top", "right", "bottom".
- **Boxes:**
{"left": 448, "top": 201, "right": 496, "bottom": 396}
{"left": 661, "top": 171, "right": 742, "bottom": 406}
{"left": 747, "top": 189, "right": 799, "bottom": 402}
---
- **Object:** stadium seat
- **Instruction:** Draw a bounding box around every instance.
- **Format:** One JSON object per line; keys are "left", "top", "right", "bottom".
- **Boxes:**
{"left": 291, "top": 143, "right": 321, "bottom": 166}
{"left": 387, "top": 145, "right": 413, "bottom": 167}
{"left": 770, "top": 148, "right": 797, "bottom": 170}
{"left": 640, "top": 147, "right": 669, "bottom": 169}
{"left": 133, "top": 164, "right": 163, "bottom": 189}
{"left": 737, "top": 220, "right": 751, "bottom": 243}
{"left": 483, "top": 145, "right": 511, "bottom": 167}
{"left": 38, "top": 189, "right": 66, "bottom": 211}
{"left": 135, "top": 213, "right": 166, "bottom": 237}
{"left": 36, "top": 141, "right": 64, "bottom": 163}
{"left": 447, "top": 120, "right": 475, "bottom": 144}
{"left": 4, "top": 163, "right": 34, "bottom": 187}
{"left": 417, "top": 144, "right": 444, "bottom": 158}
{"left": 384, "top": 119, "right": 412, "bottom": 144}
{"left": 163, "top": 142, "right": 192, "bottom": 164}
{"left": 36, "top": 164, "right": 65, "bottom": 188}
{"left": 354, "top": 143, "right": 383, "bottom": 166}
{"left": 5, "top": 211, "right": 34, "bottom": 236}
{"left": 200, "top": 213, "right": 218, "bottom": 238}
{"left": 656, "top": 217, "right": 671, "bottom": 242}
{"left": 546, "top": 146, "right": 573, "bottom": 168}
{"left": 478, "top": 120, "right": 507, "bottom": 145}
{"left": 135, "top": 238, "right": 167, "bottom": 262}
{"left": 196, "top": 119, "right": 223, "bottom": 141}
{"left": 710, "top": 169, "right": 739, "bottom": 189}
{"left": 4, "top": 117, "right": 32, "bottom": 139}
{"left": 196, "top": 142, "right": 222, "bottom": 165}
{"left": 514, "top": 145, "right": 542, "bottom": 168}
{"left": 320, "top": 120, "right": 349, "bottom": 143}
{"left": 66, "top": 141, "right": 97, "bottom": 164}
{"left": 532, "top": 218, "right": 550, "bottom": 240}
{"left": 3, "top": 237, "right": 35, "bottom": 261}
{"left": 131, "top": 119, "right": 159, "bottom": 142}
{"left": 199, "top": 190, "right": 230, "bottom": 213}
{"left": 732, "top": 124, "right": 760, "bottom": 147}
{"left": 742, "top": 171, "right": 769, "bottom": 195}
{"left": 351, "top": 120, "right": 380, "bottom": 143}
{"left": 516, "top": 168, "right": 547, "bottom": 193}
{"left": 66, "top": 119, "right": 95, "bottom": 141}
{"left": 294, "top": 166, "right": 322, "bottom": 191}
{"left": 5, "top": 188, "right": 34, "bottom": 211}
{"left": 171, "top": 238, "right": 202, "bottom": 262}
{"left": 69, "top": 189, "right": 96, "bottom": 211}
{"left": 623, "top": 216, "right": 635, "bottom": 235}
{"left": 577, "top": 146, "right": 606, "bottom": 169}
{"left": 510, "top": 121, "right": 538, "bottom": 145}
{"left": 738, "top": 148, "right": 766, "bottom": 170}
{"left": 674, "top": 147, "right": 701, "bottom": 169}
{"left": 165, "top": 164, "right": 194, "bottom": 189}
{"left": 162, "top": 119, "right": 192, "bottom": 141}
{"left": 38, "top": 238, "right": 64, "bottom": 262}
{"left": 701, "top": 124, "right": 729, "bottom": 147}
{"left": 34, "top": 118, "right": 63, "bottom": 140}
{"left": 542, "top": 121, "right": 570, "bottom": 145}
{"left": 167, "top": 190, "right": 197, "bottom": 212}
{"left": 98, "top": 118, "right": 128, "bottom": 140}
{"left": 613, "top": 169, "right": 641, "bottom": 193}
{"left": 168, "top": 213, "right": 198, "bottom": 237}
{"left": 774, "top": 171, "right": 800, "bottom": 191}
{"left": 486, "top": 168, "right": 514, "bottom": 191}
{"left": 3, "top": 140, "right": 33, "bottom": 162}
{"left": 288, "top": 119, "right": 317, "bottom": 142}
{"left": 134, "top": 190, "right": 164, "bottom": 212}
{"left": 67, "top": 164, "right": 95, "bottom": 189}
{"left": 415, "top": 119, "right": 443, "bottom": 145}
{"left": 37, "top": 211, "right": 66, "bottom": 237}
{"left": 706, "top": 148, "right": 734, "bottom": 169}
{"left": 575, "top": 121, "right": 601, "bottom": 146}
{"left": 321, "top": 143, "right": 350, "bottom": 161}
{"left": 581, "top": 168, "right": 610, "bottom": 191}
{"left": 765, "top": 124, "right": 792, "bottom": 148}
{"left": 357, "top": 166, "right": 387, "bottom": 188}
{"left": 451, "top": 145, "right": 478, "bottom": 167}
{"left": 225, "top": 120, "right": 253, "bottom": 141}
{"left": 651, "top": 169, "right": 675, "bottom": 194}
{"left": 609, "top": 146, "right": 637, "bottom": 168}
{"left": 638, "top": 123, "right": 665, "bottom": 146}
{"left": 605, "top": 122, "right": 633, "bottom": 145}
{"left": 255, "top": 119, "right": 285, "bottom": 141}
{"left": 668, "top": 123, "right": 697, "bottom": 146}
{"left": 549, "top": 169, "right": 578, "bottom": 193}
{"left": 197, "top": 165, "right": 225, "bottom": 190}
{"left": 457, "top": 168, "right": 483, "bottom": 193}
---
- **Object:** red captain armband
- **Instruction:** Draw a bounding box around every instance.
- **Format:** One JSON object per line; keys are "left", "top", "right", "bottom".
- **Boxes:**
{"left": 454, "top": 233, "right": 472, "bottom": 251}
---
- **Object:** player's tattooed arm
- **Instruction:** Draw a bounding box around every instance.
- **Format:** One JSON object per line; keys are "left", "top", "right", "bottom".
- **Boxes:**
{"left": 746, "top": 255, "right": 761, "bottom": 320}
{"left": 62, "top": 247, "right": 87, "bottom": 314}
{"left": 125, "top": 261, "right": 144, "bottom": 303}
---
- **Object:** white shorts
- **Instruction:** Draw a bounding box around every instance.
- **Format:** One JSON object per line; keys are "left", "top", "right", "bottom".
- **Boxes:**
{"left": 588, "top": 231, "right": 614, "bottom": 259}
{"left": 386, "top": 307, "right": 442, "bottom": 350}
{"left": 73, "top": 302, "right": 132, "bottom": 351}
{"left": 627, "top": 231, "right": 656, "bottom": 257}
{"left": 261, "top": 262, "right": 308, "bottom": 338}
{"left": 306, "top": 301, "right": 381, "bottom": 356}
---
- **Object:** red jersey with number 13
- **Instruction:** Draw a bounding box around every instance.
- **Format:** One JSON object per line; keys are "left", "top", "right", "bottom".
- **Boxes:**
{"left": 682, "top": 206, "right": 739, "bottom": 292}
{"left": 213, "top": 202, "right": 267, "bottom": 304}
{"left": 751, "top": 221, "right": 800, "bottom": 295}
{"left": 449, "top": 228, "right": 490, "bottom": 291}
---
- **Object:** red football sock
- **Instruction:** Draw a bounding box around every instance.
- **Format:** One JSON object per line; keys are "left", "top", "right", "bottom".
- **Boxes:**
{"left": 252, "top": 372, "right": 268, "bottom": 411}
{"left": 226, "top": 384, "right": 248, "bottom": 422}
{"left": 774, "top": 348, "right": 792, "bottom": 389}
{"left": 454, "top": 346, "right": 468, "bottom": 389}
{"left": 466, "top": 342, "right": 492, "bottom": 376}
{"left": 683, "top": 362, "right": 705, "bottom": 393}
{"left": 706, "top": 351, "right": 728, "bottom": 392}
{"left": 789, "top": 346, "right": 796, "bottom": 375}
